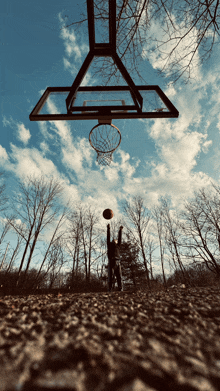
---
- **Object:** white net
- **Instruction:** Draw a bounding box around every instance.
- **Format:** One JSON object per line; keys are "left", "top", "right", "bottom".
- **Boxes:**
{"left": 89, "top": 123, "right": 121, "bottom": 153}
{"left": 97, "top": 151, "right": 113, "bottom": 166}
{"left": 89, "top": 123, "right": 121, "bottom": 166}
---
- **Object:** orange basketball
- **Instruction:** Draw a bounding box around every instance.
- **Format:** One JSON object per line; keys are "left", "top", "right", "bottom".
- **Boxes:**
{"left": 103, "top": 209, "right": 114, "bottom": 220}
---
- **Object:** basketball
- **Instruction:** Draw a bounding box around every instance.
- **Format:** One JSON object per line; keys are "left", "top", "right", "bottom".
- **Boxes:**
{"left": 103, "top": 209, "right": 114, "bottom": 220}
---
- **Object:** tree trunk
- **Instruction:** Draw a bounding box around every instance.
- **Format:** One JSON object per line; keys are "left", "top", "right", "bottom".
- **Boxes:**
{"left": 16, "top": 225, "right": 34, "bottom": 286}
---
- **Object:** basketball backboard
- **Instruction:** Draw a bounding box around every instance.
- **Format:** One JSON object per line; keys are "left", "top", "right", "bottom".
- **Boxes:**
{"left": 29, "top": 0, "right": 179, "bottom": 123}
{"left": 29, "top": 0, "right": 179, "bottom": 166}
{"left": 29, "top": 85, "right": 179, "bottom": 121}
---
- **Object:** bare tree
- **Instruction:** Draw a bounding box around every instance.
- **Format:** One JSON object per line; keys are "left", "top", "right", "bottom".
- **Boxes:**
{"left": 160, "top": 197, "right": 188, "bottom": 284}
{"left": 0, "top": 243, "right": 9, "bottom": 272}
{"left": 5, "top": 234, "right": 24, "bottom": 274}
{"left": 6, "top": 176, "right": 64, "bottom": 286}
{"left": 96, "top": 246, "right": 107, "bottom": 280}
{"left": 67, "top": 205, "right": 101, "bottom": 283}
{"left": 64, "top": 0, "right": 220, "bottom": 83}
{"left": 0, "top": 220, "right": 11, "bottom": 271}
{"left": 180, "top": 186, "right": 220, "bottom": 277}
{"left": 35, "top": 206, "right": 69, "bottom": 285}
{"left": 123, "top": 196, "right": 151, "bottom": 286}
{"left": 152, "top": 205, "right": 167, "bottom": 286}
{"left": 0, "top": 220, "right": 10, "bottom": 246}
{"left": 81, "top": 206, "right": 100, "bottom": 281}
{"left": 145, "top": 233, "right": 157, "bottom": 280}
{"left": 45, "top": 240, "right": 67, "bottom": 290}
{"left": 66, "top": 210, "right": 82, "bottom": 282}
{"left": 0, "top": 172, "right": 8, "bottom": 213}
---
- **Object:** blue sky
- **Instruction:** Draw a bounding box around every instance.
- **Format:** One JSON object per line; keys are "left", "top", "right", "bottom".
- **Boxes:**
{"left": 0, "top": 0, "right": 220, "bottom": 276}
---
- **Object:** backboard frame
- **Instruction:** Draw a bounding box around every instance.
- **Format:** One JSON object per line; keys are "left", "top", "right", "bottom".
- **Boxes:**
{"left": 65, "top": 0, "right": 143, "bottom": 114}
{"left": 29, "top": 85, "right": 179, "bottom": 121}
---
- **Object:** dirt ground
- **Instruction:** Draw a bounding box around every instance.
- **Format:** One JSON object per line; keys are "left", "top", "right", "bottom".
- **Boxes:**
{"left": 0, "top": 286, "right": 220, "bottom": 391}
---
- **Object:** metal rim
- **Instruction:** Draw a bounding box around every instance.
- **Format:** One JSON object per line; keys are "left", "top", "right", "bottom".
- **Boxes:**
{"left": 89, "top": 123, "right": 121, "bottom": 153}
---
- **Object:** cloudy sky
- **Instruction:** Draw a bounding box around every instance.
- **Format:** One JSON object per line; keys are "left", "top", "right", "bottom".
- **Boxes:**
{"left": 0, "top": 0, "right": 219, "bottom": 275}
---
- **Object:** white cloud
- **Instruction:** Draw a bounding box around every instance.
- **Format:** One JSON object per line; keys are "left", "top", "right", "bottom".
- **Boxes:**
{"left": 129, "top": 69, "right": 217, "bottom": 208}
{"left": 104, "top": 166, "right": 119, "bottom": 182}
{"left": 43, "top": 97, "right": 94, "bottom": 175}
{"left": 60, "top": 26, "right": 81, "bottom": 59}
{"left": 63, "top": 57, "right": 71, "bottom": 69}
{"left": 2, "top": 116, "right": 12, "bottom": 127}
{"left": 3, "top": 117, "right": 31, "bottom": 145}
{"left": 79, "top": 138, "right": 93, "bottom": 166}
{"left": 159, "top": 131, "right": 207, "bottom": 173}
{"left": 113, "top": 150, "right": 137, "bottom": 179}
{"left": 50, "top": 119, "right": 73, "bottom": 146}
{"left": 57, "top": 13, "right": 95, "bottom": 85}
{"left": 63, "top": 55, "right": 93, "bottom": 83}
{"left": 38, "top": 122, "right": 54, "bottom": 140}
{"left": 0, "top": 145, "right": 9, "bottom": 163}
{"left": 140, "top": 130, "right": 212, "bottom": 208}
{"left": 61, "top": 182, "right": 80, "bottom": 204}
{"left": 143, "top": 14, "right": 201, "bottom": 81}
{"left": 9, "top": 144, "right": 58, "bottom": 179}
{"left": 2, "top": 144, "right": 80, "bottom": 205}
{"left": 44, "top": 98, "right": 73, "bottom": 144}
{"left": 81, "top": 71, "right": 94, "bottom": 86}
{"left": 62, "top": 145, "right": 83, "bottom": 174}
{"left": 61, "top": 139, "right": 93, "bottom": 175}
{"left": 40, "top": 141, "right": 50, "bottom": 154}
{"left": 58, "top": 13, "right": 88, "bottom": 61}
{"left": 79, "top": 188, "right": 120, "bottom": 221}
{"left": 165, "top": 85, "right": 177, "bottom": 98}
{"left": 17, "top": 123, "right": 31, "bottom": 145}
{"left": 202, "top": 140, "right": 212, "bottom": 154}
{"left": 63, "top": 57, "right": 78, "bottom": 76}
{"left": 0, "top": 144, "right": 13, "bottom": 171}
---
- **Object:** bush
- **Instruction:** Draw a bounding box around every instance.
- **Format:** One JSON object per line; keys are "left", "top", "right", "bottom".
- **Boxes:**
{"left": 167, "top": 263, "right": 220, "bottom": 288}
{"left": 65, "top": 271, "right": 106, "bottom": 293}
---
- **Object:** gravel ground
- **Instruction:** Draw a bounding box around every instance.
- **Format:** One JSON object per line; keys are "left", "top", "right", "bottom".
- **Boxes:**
{"left": 0, "top": 286, "right": 220, "bottom": 391}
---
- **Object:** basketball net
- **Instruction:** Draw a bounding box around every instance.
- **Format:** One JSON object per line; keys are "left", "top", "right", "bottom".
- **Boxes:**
{"left": 96, "top": 151, "right": 113, "bottom": 166}
{"left": 89, "top": 122, "right": 121, "bottom": 166}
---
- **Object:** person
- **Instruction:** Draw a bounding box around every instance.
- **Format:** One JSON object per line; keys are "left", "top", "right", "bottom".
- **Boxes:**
{"left": 107, "top": 224, "right": 123, "bottom": 292}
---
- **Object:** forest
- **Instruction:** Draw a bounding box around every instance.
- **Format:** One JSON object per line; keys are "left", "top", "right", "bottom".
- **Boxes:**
{"left": 0, "top": 173, "right": 219, "bottom": 294}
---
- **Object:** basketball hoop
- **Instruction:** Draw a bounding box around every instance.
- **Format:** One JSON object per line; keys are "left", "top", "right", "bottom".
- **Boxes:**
{"left": 89, "top": 122, "right": 121, "bottom": 166}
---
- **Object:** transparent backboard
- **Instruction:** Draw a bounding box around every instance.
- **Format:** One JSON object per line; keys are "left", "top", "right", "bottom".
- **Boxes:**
{"left": 29, "top": 86, "right": 179, "bottom": 121}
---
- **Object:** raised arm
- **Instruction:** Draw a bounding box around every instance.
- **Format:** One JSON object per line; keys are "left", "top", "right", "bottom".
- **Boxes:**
{"left": 107, "top": 224, "right": 110, "bottom": 246}
{"left": 118, "top": 226, "right": 123, "bottom": 246}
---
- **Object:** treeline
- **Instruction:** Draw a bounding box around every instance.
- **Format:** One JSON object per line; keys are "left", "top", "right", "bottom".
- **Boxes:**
{"left": 0, "top": 173, "right": 219, "bottom": 294}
